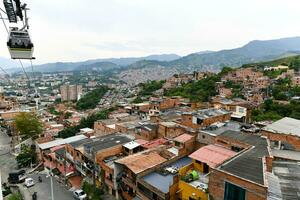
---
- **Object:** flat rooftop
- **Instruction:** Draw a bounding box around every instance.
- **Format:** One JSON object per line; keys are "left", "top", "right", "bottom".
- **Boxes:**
{"left": 69, "top": 138, "right": 92, "bottom": 148}
{"left": 38, "top": 135, "right": 88, "bottom": 150}
{"left": 193, "top": 108, "right": 230, "bottom": 120}
{"left": 83, "top": 134, "right": 133, "bottom": 154}
{"left": 142, "top": 157, "right": 192, "bottom": 193}
{"left": 271, "top": 160, "right": 300, "bottom": 200}
{"left": 218, "top": 131, "right": 269, "bottom": 185}
{"left": 262, "top": 117, "right": 300, "bottom": 137}
{"left": 200, "top": 121, "right": 241, "bottom": 136}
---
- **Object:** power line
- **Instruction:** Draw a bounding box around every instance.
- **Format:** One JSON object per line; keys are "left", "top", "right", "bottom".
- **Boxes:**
{"left": 18, "top": 59, "right": 31, "bottom": 84}
{"left": 0, "top": 66, "right": 14, "bottom": 85}
{"left": 0, "top": 11, "right": 8, "bottom": 33}
{"left": 0, "top": 7, "right": 7, "bottom": 15}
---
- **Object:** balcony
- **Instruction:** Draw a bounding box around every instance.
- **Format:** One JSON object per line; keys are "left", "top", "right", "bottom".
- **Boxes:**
{"left": 122, "top": 176, "right": 136, "bottom": 189}
{"left": 75, "top": 163, "right": 87, "bottom": 176}
{"left": 179, "top": 163, "right": 209, "bottom": 193}
{"left": 66, "top": 152, "right": 74, "bottom": 163}
{"left": 105, "top": 178, "right": 114, "bottom": 188}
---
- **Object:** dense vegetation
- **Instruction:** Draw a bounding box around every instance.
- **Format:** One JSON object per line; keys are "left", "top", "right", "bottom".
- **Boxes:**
{"left": 224, "top": 80, "right": 244, "bottom": 98}
{"left": 243, "top": 55, "right": 300, "bottom": 71}
{"left": 16, "top": 144, "right": 37, "bottom": 168}
{"left": 7, "top": 192, "right": 22, "bottom": 200}
{"left": 138, "top": 80, "right": 165, "bottom": 96}
{"left": 271, "top": 78, "right": 300, "bottom": 100}
{"left": 132, "top": 96, "right": 143, "bottom": 104}
{"left": 82, "top": 181, "right": 103, "bottom": 200}
{"left": 252, "top": 99, "right": 300, "bottom": 121}
{"left": 58, "top": 108, "right": 113, "bottom": 138}
{"left": 165, "top": 74, "right": 220, "bottom": 102}
{"left": 76, "top": 86, "right": 109, "bottom": 110}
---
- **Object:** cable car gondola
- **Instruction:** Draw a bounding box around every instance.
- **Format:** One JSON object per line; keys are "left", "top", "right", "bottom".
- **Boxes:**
{"left": 7, "top": 27, "right": 34, "bottom": 59}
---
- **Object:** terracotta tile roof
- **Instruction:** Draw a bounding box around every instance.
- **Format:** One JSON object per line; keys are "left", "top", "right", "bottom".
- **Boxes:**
{"left": 135, "top": 139, "right": 148, "bottom": 145}
{"left": 142, "top": 138, "right": 168, "bottom": 149}
{"left": 189, "top": 144, "right": 237, "bottom": 168}
{"left": 174, "top": 134, "right": 194, "bottom": 143}
{"left": 116, "top": 152, "right": 167, "bottom": 174}
{"left": 50, "top": 145, "right": 65, "bottom": 152}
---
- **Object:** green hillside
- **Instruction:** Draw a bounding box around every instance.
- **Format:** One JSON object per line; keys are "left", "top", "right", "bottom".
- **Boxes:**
{"left": 242, "top": 55, "right": 300, "bottom": 71}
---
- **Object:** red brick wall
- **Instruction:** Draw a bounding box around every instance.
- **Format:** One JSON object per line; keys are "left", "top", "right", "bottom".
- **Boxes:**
{"left": 261, "top": 130, "right": 300, "bottom": 150}
{"left": 209, "top": 169, "right": 267, "bottom": 200}
{"left": 181, "top": 113, "right": 231, "bottom": 129}
{"left": 158, "top": 98, "right": 179, "bottom": 110}
{"left": 95, "top": 145, "right": 123, "bottom": 163}
{"left": 135, "top": 128, "right": 157, "bottom": 141}
{"left": 94, "top": 121, "right": 116, "bottom": 135}
{"left": 158, "top": 124, "right": 186, "bottom": 138}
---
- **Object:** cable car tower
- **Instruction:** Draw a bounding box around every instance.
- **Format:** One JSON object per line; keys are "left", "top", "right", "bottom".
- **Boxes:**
{"left": 2, "top": 0, "right": 34, "bottom": 59}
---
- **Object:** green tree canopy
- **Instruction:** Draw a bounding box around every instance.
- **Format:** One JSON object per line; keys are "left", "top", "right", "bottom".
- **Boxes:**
{"left": 14, "top": 112, "right": 43, "bottom": 139}
{"left": 58, "top": 108, "right": 113, "bottom": 138}
{"left": 138, "top": 80, "right": 165, "bottom": 96}
{"left": 16, "top": 144, "right": 37, "bottom": 168}
{"left": 165, "top": 74, "right": 220, "bottom": 102}
{"left": 76, "top": 86, "right": 109, "bottom": 110}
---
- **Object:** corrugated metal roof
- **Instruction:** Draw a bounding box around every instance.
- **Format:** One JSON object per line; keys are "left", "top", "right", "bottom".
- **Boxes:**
{"left": 219, "top": 131, "right": 269, "bottom": 185}
{"left": 263, "top": 117, "right": 300, "bottom": 137}
{"left": 38, "top": 135, "right": 88, "bottom": 150}
{"left": 174, "top": 133, "right": 194, "bottom": 143}
{"left": 116, "top": 151, "right": 167, "bottom": 174}
{"left": 189, "top": 144, "right": 237, "bottom": 168}
{"left": 123, "top": 141, "right": 140, "bottom": 150}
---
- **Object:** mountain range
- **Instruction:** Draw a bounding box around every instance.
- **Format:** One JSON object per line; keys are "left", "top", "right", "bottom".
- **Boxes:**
{"left": 1, "top": 36, "right": 300, "bottom": 73}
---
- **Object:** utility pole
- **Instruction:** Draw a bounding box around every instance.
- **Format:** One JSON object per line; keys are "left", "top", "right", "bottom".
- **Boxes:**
{"left": 50, "top": 174, "right": 54, "bottom": 200}
{"left": 0, "top": 171, "right": 3, "bottom": 200}
{"left": 64, "top": 147, "right": 67, "bottom": 186}
{"left": 92, "top": 148, "right": 96, "bottom": 192}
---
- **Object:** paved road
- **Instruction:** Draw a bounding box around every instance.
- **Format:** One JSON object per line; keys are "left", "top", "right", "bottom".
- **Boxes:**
{"left": 20, "top": 173, "right": 74, "bottom": 200}
{"left": 0, "top": 127, "right": 17, "bottom": 182}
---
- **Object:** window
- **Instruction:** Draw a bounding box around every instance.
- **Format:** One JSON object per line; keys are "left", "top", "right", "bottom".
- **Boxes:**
{"left": 175, "top": 141, "right": 181, "bottom": 147}
{"left": 195, "top": 160, "right": 201, "bottom": 164}
{"left": 202, "top": 135, "right": 205, "bottom": 139}
{"left": 197, "top": 118, "right": 203, "bottom": 125}
{"left": 224, "top": 182, "right": 245, "bottom": 200}
{"left": 231, "top": 146, "right": 243, "bottom": 152}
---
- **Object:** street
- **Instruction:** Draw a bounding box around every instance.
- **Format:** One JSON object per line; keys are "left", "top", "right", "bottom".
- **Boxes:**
{"left": 0, "top": 128, "right": 74, "bottom": 200}
{"left": 20, "top": 173, "right": 74, "bottom": 200}
{"left": 0, "top": 127, "right": 17, "bottom": 182}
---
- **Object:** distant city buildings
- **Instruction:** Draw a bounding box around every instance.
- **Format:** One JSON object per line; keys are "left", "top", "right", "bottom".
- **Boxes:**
{"left": 60, "top": 84, "right": 82, "bottom": 102}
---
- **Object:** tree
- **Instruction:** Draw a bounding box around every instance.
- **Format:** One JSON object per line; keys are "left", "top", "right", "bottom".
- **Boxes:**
{"left": 132, "top": 96, "right": 143, "bottom": 103}
{"left": 138, "top": 80, "right": 165, "bottom": 96}
{"left": 16, "top": 144, "right": 37, "bottom": 168}
{"left": 8, "top": 192, "right": 22, "bottom": 200}
{"left": 165, "top": 74, "right": 219, "bottom": 102}
{"left": 58, "top": 108, "right": 112, "bottom": 138}
{"left": 14, "top": 112, "right": 43, "bottom": 139}
{"left": 76, "top": 86, "right": 109, "bottom": 110}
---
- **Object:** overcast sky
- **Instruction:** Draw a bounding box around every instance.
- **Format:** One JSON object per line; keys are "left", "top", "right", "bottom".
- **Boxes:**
{"left": 1, "top": 0, "right": 300, "bottom": 64}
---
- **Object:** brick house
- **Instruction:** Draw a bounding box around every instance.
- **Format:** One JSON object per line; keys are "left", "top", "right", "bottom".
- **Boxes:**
{"left": 135, "top": 123, "right": 158, "bottom": 141}
{"left": 261, "top": 117, "right": 300, "bottom": 151}
{"left": 209, "top": 131, "right": 269, "bottom": 200}
{"left": 181, "top": 108, "right": 231, "bottom": 129}
{"left": 115, "top": 148, "right": 175, "bottom": 199}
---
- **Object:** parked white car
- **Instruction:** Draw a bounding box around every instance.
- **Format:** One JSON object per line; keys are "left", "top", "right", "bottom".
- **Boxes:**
{"left": 24, "top": 178, "right": 35, "bottom": 187}
{"left": 73, "top": 189, "right": 87, "bottom": 200}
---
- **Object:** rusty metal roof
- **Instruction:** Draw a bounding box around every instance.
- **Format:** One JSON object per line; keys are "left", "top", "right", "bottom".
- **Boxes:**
{"left": 189, "top": 144, "right": 237, "bottom": 168}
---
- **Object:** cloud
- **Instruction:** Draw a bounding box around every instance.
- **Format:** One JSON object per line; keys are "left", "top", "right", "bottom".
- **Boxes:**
{"left": 0, "top": 0, "right": 300, "bottom": 63}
